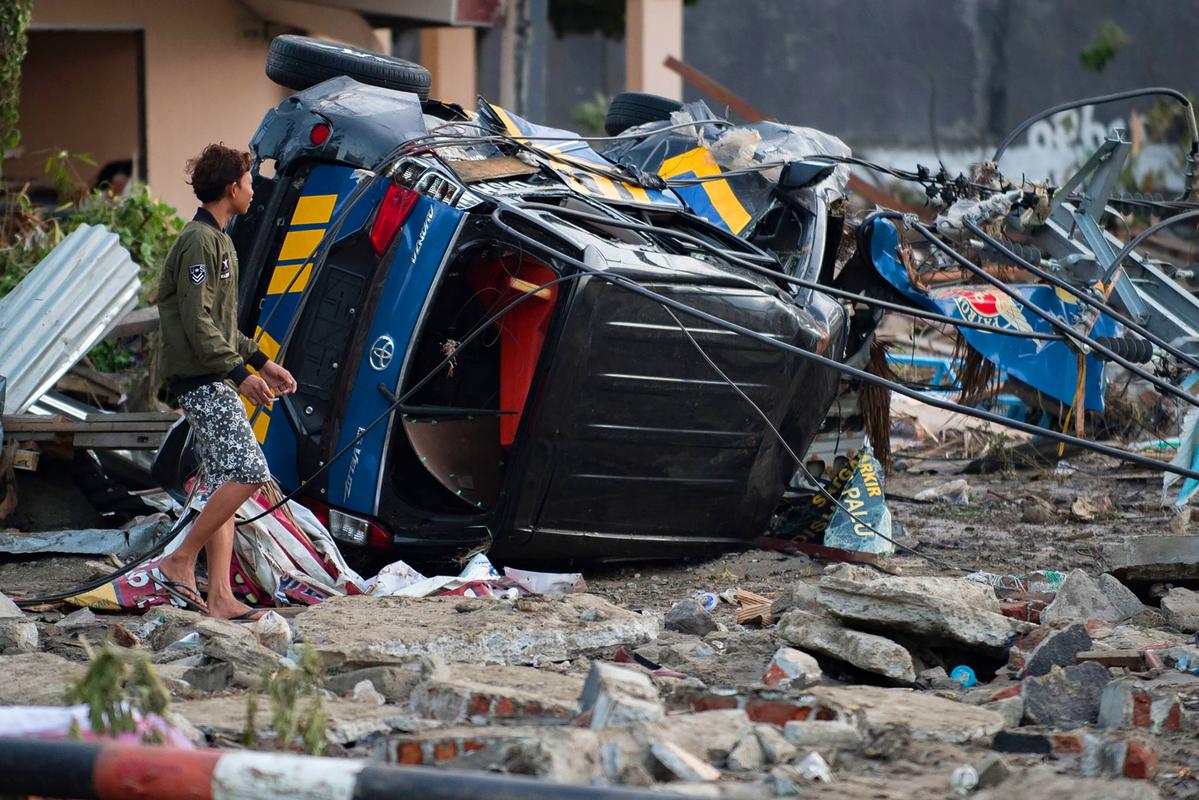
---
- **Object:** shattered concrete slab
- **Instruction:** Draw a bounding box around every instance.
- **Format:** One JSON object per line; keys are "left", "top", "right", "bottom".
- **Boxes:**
{"left": 1103, "top": 535, "right": 1199, "bottom": 583}
{"left": 173, "top": 694, "right": 401, "bottom": 746}
{"left": 803, "top": 685, "right": 1006, "bottom": 743}
{"left": 0, "top": 652, "right": 84, "bottom": 705}
{"left": 1041, "top": 569, "right": 1143, "bottom": 625}
{"left": 777, "top": 609, "right": 916, "bottom": 682}
{"left": 410, "top": 663, "right": 583, "bottom": 724}
{"left": 294, "top": 594, "right": 657, "bottom": 669}
{"left": 1159, "top": 587, "right": 1199, "bottom": 632}
{"left": 815, "top": 565, "right": 1023, "bottom": 652}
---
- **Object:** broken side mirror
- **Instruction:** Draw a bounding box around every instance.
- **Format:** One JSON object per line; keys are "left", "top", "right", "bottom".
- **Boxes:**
{"left": 779, "top": 160, "right": 836, "bottom": 190}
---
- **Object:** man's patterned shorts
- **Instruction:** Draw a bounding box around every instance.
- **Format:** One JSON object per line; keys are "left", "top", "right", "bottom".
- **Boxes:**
{"left": 177, "top": 381, "right": 271, "bottom": 495}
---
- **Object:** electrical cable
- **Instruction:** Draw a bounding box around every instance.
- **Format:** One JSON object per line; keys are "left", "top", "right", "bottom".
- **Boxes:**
{"left": 13, "top": 507, "right": 199, "bottom": 607}
{"left": 991, "top": 87, "right": 1198, "bottom": 201}
{"left": 1101, "top": 208, "right": 1199, "bottom": 284}
{"left": 519, "top": 201, "right": 1066, "bottom": 342}
{"left": 899, "top": 215, "right": 1199, "bottom": 411}
{"left": 490, "top": 202, "right": 1199, "bottom": 481}
{"left": 661, "top": 305, "right": 957, "bottom": 570}
{"left": 962, "top": 218, "right": 1199, "bottom": 373}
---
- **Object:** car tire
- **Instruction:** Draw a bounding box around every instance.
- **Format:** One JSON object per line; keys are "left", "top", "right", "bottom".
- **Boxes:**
{"left": 604, "top": 92, "right": 684, "bottom": 136}
{"left": 267, "top": 35, "right": 432, "bottom": 99}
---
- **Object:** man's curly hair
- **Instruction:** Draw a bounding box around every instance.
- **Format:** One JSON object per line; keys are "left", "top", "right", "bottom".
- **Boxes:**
{"left": 186, "top": 144, "right": 251, "bottom": 203}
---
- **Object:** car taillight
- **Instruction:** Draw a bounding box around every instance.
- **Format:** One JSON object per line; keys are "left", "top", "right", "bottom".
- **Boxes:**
{"left": 370, "top": 183, "right": 419, "bottom": 255}
{"left": 310, "top": 122, "right": 331, "bottom": 145}
{"left": 297, "top": 498, "right": 391, "bottom": 548}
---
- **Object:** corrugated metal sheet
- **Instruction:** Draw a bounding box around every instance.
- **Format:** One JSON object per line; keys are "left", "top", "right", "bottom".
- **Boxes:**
{"left": 0, "top": 224, "right": 140, "bottom": 413}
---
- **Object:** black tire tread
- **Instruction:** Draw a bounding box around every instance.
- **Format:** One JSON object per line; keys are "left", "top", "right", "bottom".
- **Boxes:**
{"left": 604, "top": 92, "right": 684, "bottom": 136}
{"left": 267, "top": 35, "right": 431, "bottom": 99}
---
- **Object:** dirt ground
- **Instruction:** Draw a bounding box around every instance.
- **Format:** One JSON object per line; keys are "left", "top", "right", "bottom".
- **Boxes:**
{"left": 2, "top": 451, "right": 1197, "bottom": 798}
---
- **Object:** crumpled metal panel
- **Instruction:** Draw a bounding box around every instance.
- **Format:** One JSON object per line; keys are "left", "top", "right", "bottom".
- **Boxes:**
{"left": 0, "top": 224, "right": 140, "bottom": 413}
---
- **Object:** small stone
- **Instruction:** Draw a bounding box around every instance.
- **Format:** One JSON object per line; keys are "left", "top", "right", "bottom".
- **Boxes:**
{"left": 109, "top": 623, "right": 141, "bottom": 648}
{"left": 986, "top": 696, "right": 1024, "bottom": 730}
{"left": 1025, "top": 623, "right": 1092, "bottom": 677}
{"left": 769, "top": 765, "right": 803, "bottom": 796}
{"left": 1160, "top": 587, "right": 1199, "bottom": 632}
{"left": 0, "top": 618, "right": 38, "bottom": 653}
{"left": 726, "top": 730, "right": 764, "bottom": 771}
{"left": 762, "top": 646, "right": 821, "bottom": 688}
{"left": 351, "top": 679, "right": 387, "bottom": 706}
{"left": 665, "top": 600, "right": 717, "bottom": 637}
{"left": 1023, "top": 662, "right": 1111, "bottom": 728}
{"left": 0, "top": 590, "right": 24, "bottom": 619}
{"left": 753, "top": 723, "right": 798, "bottom": 765}
{"left": 974, "top": 753, "right": 1012, "bottom": 789}
{"left": 579, "top": 661, "right": 664, "bottom": 729}
{"left": 651, "top": 739, "right": 721, "bottom": 782}
{"left": 1021, "top": 505, "right": 1053, "bottom": 524}
{"left": 914, "top": 478, "right": 970, "bottom": 504}
{"left": 181, "top": 662, "right": 233, "bottom": 692}
{"left": 783, "top": 720, "right": 864, "bottom": 751}
{"left": 54, "top": 608, "right": 98, "bottom": 631}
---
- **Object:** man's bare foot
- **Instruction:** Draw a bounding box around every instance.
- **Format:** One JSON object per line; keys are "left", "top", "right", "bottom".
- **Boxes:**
{"left": 206, "top": 595, "right": 264, "bottom": 621}
{"left": 156, "top": 555, "right": 206, "bottom": 610}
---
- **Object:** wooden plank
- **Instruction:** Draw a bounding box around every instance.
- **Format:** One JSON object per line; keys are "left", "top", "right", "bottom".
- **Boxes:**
{"left": 73, "top": 431, "right": 169, "bottom": 450}
{"left": 663, "top": 55, "right": 766, "bottom": 122}
{"left": 84, "top": 412, "right": 179, "bottom": 424}
{"left": 449, "top": 156, "right": 540, "bottom": 184}
{"left": 105, "top": 305, "right": 159, "bottom": 339}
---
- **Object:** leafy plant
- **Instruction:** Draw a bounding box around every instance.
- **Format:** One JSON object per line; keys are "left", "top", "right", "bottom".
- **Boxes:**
{"left": 244, "top": 644, "right": 329, "bottom": 755}
{"left": 0, "top": 0, "right": 32, "bottom": 163}
{"left": 66, "top": 640, "right": 171, "bottom": 743}
{"left": 1079, "top": 20, "right": 1130, "bottom": 72}
{"left": 572, "top": 91, "right": 611, "bottom": 136}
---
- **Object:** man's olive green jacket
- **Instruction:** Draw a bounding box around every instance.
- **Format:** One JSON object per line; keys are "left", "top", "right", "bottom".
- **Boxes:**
{"left": 157, "top": 208, "right": 266, "bottom": 396}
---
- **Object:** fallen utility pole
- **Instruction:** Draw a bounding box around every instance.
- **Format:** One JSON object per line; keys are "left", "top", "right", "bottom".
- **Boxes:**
{"left": 0, "top": 738, "right": 678, "bottom": 800}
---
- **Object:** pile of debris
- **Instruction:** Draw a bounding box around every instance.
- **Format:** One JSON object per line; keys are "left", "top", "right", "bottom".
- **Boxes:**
{"left": 3, "top": 473, "right": 1198, "bottom": 799}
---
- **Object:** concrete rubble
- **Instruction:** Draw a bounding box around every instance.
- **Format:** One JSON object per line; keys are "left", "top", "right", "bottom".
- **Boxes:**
{"left": 4, "top": 465, "right": 1199, "bottom": 797}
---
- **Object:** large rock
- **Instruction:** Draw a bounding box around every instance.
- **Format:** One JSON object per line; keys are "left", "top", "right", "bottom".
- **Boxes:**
{"left": 1025, "top": 623, "right": 1092, "bottom": 677}
{"left": 579, "top": 662, "right": 663, "bottom": 729}
{"left": 778, "top": 609, "right": 915, "bottom": 683}
{"left": 1023, "top": 662, "right": 1111, "bottom": 728}
{"left": 0, "top": 652, "right": 84, "bottom": 705}
{"left": 1041, "top": 570, "right": 1140, "bottom": 625}
{"left": 1160, "top": 587, "right": 1199, "bottom": 633}
{"left": 804, "top": 685, "right": 1005, "bottom": 744}
{"left": 815, "top": 565, "right": 1021, "bottom": 652}
{"left": 294, "top": 594, "right": 657, "bottom": 669}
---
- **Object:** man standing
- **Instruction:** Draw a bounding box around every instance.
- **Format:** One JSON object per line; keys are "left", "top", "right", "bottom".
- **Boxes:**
{"left": 156, "top": 144, "right": 296, "bottom": 620}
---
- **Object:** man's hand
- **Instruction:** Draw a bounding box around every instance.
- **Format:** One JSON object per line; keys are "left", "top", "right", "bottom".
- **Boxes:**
{"left": 260, "top": 360, "right": 297, "bottom": 396}
{"left": 238, "top": 373, "right": 274, "bottom": 406}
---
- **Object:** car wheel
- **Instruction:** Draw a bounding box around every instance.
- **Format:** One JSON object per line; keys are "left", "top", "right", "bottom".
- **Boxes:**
{"left": 267, "top": 35, "right": 432, "bottom": 99}
{"left": 603, "top": 92, "right": 684, "bottom": 136}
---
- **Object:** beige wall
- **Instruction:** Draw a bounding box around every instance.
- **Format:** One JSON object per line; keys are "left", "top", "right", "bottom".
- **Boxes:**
{"left": 626, "top": 0, "right": 682, "bottom": 100}
{"left": 10, "top": 30, "right": 140, "bottom": 191}
{"left": 420, "top": 26, "right": 477, "bottom": 107}
{"left": 29, "top": 0, "right": 291, "bottom": 214}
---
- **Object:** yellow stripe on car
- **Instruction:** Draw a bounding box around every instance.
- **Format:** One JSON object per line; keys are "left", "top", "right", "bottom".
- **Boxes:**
{"left": 290, "top": 194, "right": 337, "bottom": 225}
{"left": 659, "top": 147, "right": 752, "bottom": 234}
